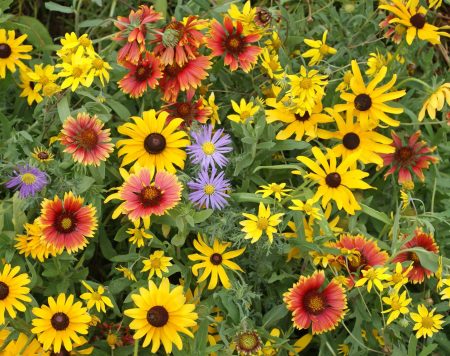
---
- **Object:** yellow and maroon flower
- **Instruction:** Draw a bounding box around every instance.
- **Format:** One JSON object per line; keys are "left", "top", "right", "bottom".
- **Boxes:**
{"left": 382, "top": 130, "right": 438, "bottom": 183}
{"left": 39, "top": 192, "right": 97, "bottom": 253}
{"left": 152, "top": 16, "right": 206, "bottom": 66}
{"left": 392, "top": 229, "right": 439, "bottom": 284}
{"left": 118, "top": 52, "right": 162, "bottom": 98}
{"left": 207, "top": 16, "right": 262, "bottom": 72}
{"left": 162, "top": 91, "right": 211, "bottom": 128}
{"left": 284, "top": 270, "right": 347, "bottom": 334}
{"left": 60, "top": 112, "right": 114, "bottom": 166}
{"left": 159, "top": 56, "right": 211, "bottom": 102}
{"left": 114, "top": 5, "right": 162, "bottom": 64}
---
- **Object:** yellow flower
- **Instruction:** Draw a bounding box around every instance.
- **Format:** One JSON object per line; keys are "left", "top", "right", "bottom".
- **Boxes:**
{"left": 338, "top": 344, "right": 350, "bottom": 356}
{"left": 32, "top": 146, "right": 54, "bottom": 163}
{"left": 31, "top": 293, "right": 91, "bottom": 352}
{"left": 262, "top": 328, "right": 281, "bottom": 355}
{"left": 227, "top": 98, "right": 259, "bottom": 123}
{"left": 295, "top": 147, "right": 373, "bottom": 214}
{"left": 290, "top": 198, "right": 322, "bottom": 221}
{"left": 354, "top": 266, "right": 390, "bottom": 292}
{"left": 80, "top": 281, "right": 114, "bottom": 313}
{"left": 382, "top": 290, "right": 411, "bottom": 324}
{"left": 18, "top": 68, "right": 43, "bottom": 105}
{"left": 289, "top": 334, "right": 313, "bottom": 355}
{"left": 188, "top": 234, "right": 245, "bottom": 289}
{"left": 256, "top": 182, "right": 291, "bottom": 201}
{"left": 260, "top": 48, "right": 283, "bottom": 79}
{"left": 227, "top": 0, "right": 259, "bottom": 35}
{"left": 0, "top": 29, "right": 32, "bottom": 78}
{"left": 0, "top": 264, "right": 31, "bottom": 324}
{"left": 91, "top": 56, "right": 112, "bottom": 86}
{"left": 116, "top": 265, "right": 137, "bottom": 281}
{"left": 309, "top": 250, "right": 334, "bottom": 268}
{"left": 440, "top": 278, "right": 450, "bottom": 303}
{"left": 57, "top": 32, "right": 95, "bottom": 59}
{"left": 410, "top": 304, "right": 444, "bottom": 338}
{"left": 365, "top": 51, "right": 403, "bottom": 77}
{"left": 124, "top": 278, "right": 198, "bottom": 353}
{"left": 418, "top": 83, "right": 450, "bottom": 121}
{"left": 265, "top": 31, "right": 282, "bottom": 53}
{"left": 127, "top": 225, "right": 153, "bottom": 247}
{"left": 335, "top": 71, "right": 353, "bottom": 92}
{"left": 400, "top": 190, "right": 410, "bottom": 210}
{"left": 240, "top": 202, "right": 284, "bottom": 243}
{"left": 335, "top": 60, "right": 406, "bottom": 128}
{"left": 204, "top": 92, "right": 221, "bottom": 127}
{"left": 386, "top": 262, "right": 413, "bottom": 290}
{"left": 302, "top": 30, "right": 337, "bottom": 66}
{"left": 57, "top": 46, "right": 95, "bottom": 91}
{"left": 428, "top": 0, "right": 442, "bottom": 9}
{"left": 26, "top": 63, "right": 58, "bottom": 91}
{"left": 0, "top": 330, "right": 45, "bottom": 355}
{"left": 141, "top": 250, "right": 173, "bottom": 279}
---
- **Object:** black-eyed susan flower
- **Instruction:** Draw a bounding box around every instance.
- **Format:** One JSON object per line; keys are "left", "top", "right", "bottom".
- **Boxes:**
{"left": 296, "top": 147, "right": 373, "bottom": 214}
{"left": 335, "top": 60, "right": 406, "bottom": 128}
{"left": 116, "top": 266, "right": 137, "bottom": 282}
{"left": 31, "top": 293, "right": 91, "bottom": 352}
{"left": 117, "top": 110, "right": 190, "bottom": 172}
{"left": 227, "top": 98, "right": 259, "bottom": 123}
{"left": 188, "top": 234, "right": 245, "bottom": 289}
{"left": 256, "top": 182, "right": 291, "bottom": 201}
{"left": 141, "top": 250, "right": 173, "bottom": 279}
{"left": 284, "top": 270, "right": 347, "bottom": 334}
{"left": 80, "top": 281, "right": 113, "bottom": 313}
{"left": 0, "top": 264, "right": 31, "bottom": 325}
{"left": 0, "top": 29, "right": 32, "bottom": 78}
{"left": 410, "top": 304, "right": 444, "bottom": 338}
{"left": 240, "top": 202, "right": 284, "bottom": 243}
{"left": 124, "top": 278, "right": 198, "bottom": 353}
{"left": 302, "top": 30, "right": 337, "bottom": 66}
{"left": 382, "top": 290, "right": 411, "bottom": 325}
{"left": 32, "top": 146, "right": 54, "bottom": 163}
{"left": 418, "top": 82, "right": 450, "bottom": 121}
{"left": 354, "top": 266, "right": 390, "bottom": 292}
{"left": 0, "top": 330, "right": 45, "bottom": 354}
{"left": 18, "top": 68, "right": 43, "bottom": 105}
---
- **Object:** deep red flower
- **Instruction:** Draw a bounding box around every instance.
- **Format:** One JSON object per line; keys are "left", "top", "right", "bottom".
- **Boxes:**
{"left": 392, "top": 229, "right": 439, "bottom": 284}
{"left": 207, "top": 16, "right": 262, "bottom": 72}
{"left": 118, "top": 52, "right": 162, "bottom": 98}
{"left": 382, "top": 130, "right": 438, "bottom": 183}
{"left": 162, "top": 91, "right": 211, "bottom": 128}
{"left": 284, "top": 270, "right": 347, "bottom": 334}
{"left": 152, "top": 16, "right": 206, "bottom": 66}
{"left": 114, "top": 5, "right": 162, "bottom": 64}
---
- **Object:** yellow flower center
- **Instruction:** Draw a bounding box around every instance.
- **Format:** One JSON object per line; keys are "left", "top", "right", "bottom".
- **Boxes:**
{"left": 72, "top": 66, "right": 84, "bottom": 78}
{"left": 240, "top": 110, "right": 252, "bottom": 119}
{"left": 391, "top": 273, "right": 403, "bottom": 284}
{"left": 421, "top": 316, "right": 434, "bottom": 329}
{"left": 299, "top": 78, "right": 312, "bottom": 89}
{"left": 343, "top": 72, "right": 353, "bottom": 83}
{"left": 61, "top": 217, "right": 73, "bottom": 230}
{"left": 79, "top": 37, "right": 92, "bottom": 47}
{"left": 151, "top": 258, "right": 162, "bottom": 268}
{"left": 203, "top": 184, "right": 215, "bottom": 195}
{"left": 365, "top": 269, "right": 377, "bottom": 280}
{"left": 319, "top": 44, "right": 330, "bottom": 55}
{"left": 308, "top": 295, "right": 325, "bottom": 312}
{"left": 303, "top": 203, "right": 313, "bottom": 214}
{"left": 228, "top": 37, "right": 240, "bottom": 49}
{"left": 202, "top": 141, "right": 216, "bottom": 155}
{"left": 21, "top": 172, "right": 37, "bottom": 185}
{"left": 390, "top": 299, "right": 401, "bottom": 311}
{"left": 92, "top": 58, "right": 104, "bottom": 70}
{"left": 91, "top": 291, "right": 102, "bottom": 301}
{"left": 395, "top": 24, "right": 406, "bottom": 34}
{"left": 257, "top": 217, "right": 269, "bottom": 230}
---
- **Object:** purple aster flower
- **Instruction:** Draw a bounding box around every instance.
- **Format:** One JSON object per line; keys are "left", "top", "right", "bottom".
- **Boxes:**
{"left": 188, "top": 167, "right": 231, "bottom": 210}
{"left": 5, "top": 165, "right": 48, "bottom": 198}
{"left": 187, "top": 124, "right": 232, "bottom": 168}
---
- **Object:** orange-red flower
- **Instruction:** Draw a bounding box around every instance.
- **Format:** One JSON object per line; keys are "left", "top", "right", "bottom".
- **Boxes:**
{"left": 284, "top": 270, "right": 347, "bottom": 334}
{"left": 118, "top": 52, "right": 162, "bottom": 98}
{"left": 39, "top": 192, "right": 97, "bottom": 253}
{"left": 60, "top": 113, "right": 114, "bottom": 166}
{"left": 382, "top": 130, "right": 438, "bottom": 183}
{"left": 159, "top": 56, "right": 211, "bottom": 102}
{"left": 392, "top": 229, "right": 439, "bottom": 284}
{"left": 152, "top": 16, "right": 206, "bottom": 66}
{"left": 207, "top": 16, "right": 262, "bottom": 72}
{"left": 162, "top": 91, "right": 211, "bottom": 128}
{"left": 114, "top": 5, "right": 162, "bottom": 64}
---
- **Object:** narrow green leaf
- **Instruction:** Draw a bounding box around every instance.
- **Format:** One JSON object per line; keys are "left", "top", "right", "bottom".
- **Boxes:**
{"left": 45, "top": 1, "right": 74, "bottom": 13}
{"left": 57, "top": 96, "right": 71, "bottom": 123}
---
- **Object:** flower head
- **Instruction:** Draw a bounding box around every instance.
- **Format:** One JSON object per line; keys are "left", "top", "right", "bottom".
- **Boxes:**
{"left": 235, "top": 330, "right": 263, "bottom": 356}
{"left": 418, "top": 83, "right": 450, "bottom": 121}
{"left": 410, "top": 305, "right": 444, "bottom": 338}
{"left": 57, "top": 46, "right": 95, "bottom": 92}
{"left": 354, "top": 267, "right": 390, "bottom": 292}
{"left": 289, "top": 199, "right": 322, "bottom": 221}
{"left": 227, "top": 98, "right": 259, "bottom": 123}
{"left": 80, "top": 281, "right": 113, "bottom": 313}
{"left": 240, "top": 202, "right": 284, "bottom": 243}
{"left": 0, "top": 29, "right": 32, "bottom": 78}
{"left": 302, "top": 30, "right": 337, "bottom": 66}
{"left": 116, "top": 266, "right": 136, "bottom": 282}
{"left": 127, "top": 225, "right": 153, "bottom": 247}
{"left": 188, "top": 167, "right": 231, "bottom": 210}
{"left": 5, "top": 165, "right": 48, "bottom": 198}
{"left": 164, "top": 92, "right": 212, "bottom": 128}
{"left": 32, "top": 146, "right": 54, "bottom": 163}
{"left": 382, "top": 290, "right": 411, "bottom": 325}
{"left": 141, "top": 250, "right": 173, "bottom": 279}
{"left": 256, "top": 182, "right": 291, "bottom": 201}
{"left": 386, "top": 262, "right": 413, "bottom": 290}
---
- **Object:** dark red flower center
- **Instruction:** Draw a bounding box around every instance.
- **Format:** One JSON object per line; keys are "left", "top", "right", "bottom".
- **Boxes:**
{"left": 139, "top": 186, "right": 162, "bottom": 207}
{"left": 135, "top": 64, "right": 153, "bottom": 82}
{"left": 54, "top": 212, "right": 77, "bottom": 234}
{"left": 348, "top": 254, "right": 367, "bottom": 272}
{"left": 210, "top": 253, "right": 223, "bottom": 265}
{"left": 0, "top": 282, "right": 9, "bottom": 300}
{"left": 236, "top": 331, "right": 261, "bottom": 353}
{"left": 0, "top": 43, "right": 11, "bottom": 58}
{"left": 51, "top": 312, "right": 70, "bottom": 330}
{"left": 354, "top": 94, "right": 372, "bottom": 111}
{"left": 146, "top": 306, "right": 169, "bottom": 327}
{"left": 144, "top": 133, "right": 166, "bottom": 154}
{"left": 295, "top": 112, "right": 310, "bottom": 122}
{"left": 164, "top": 63, "right": 181, "bottom": 77}
{"left": 325, "top": 172, "right": 341, "bottom": 188}
{"left": 77, "top": 128, "right": 98, "bottom": 149}
{"left": 50, "top": 347, "right": 71, "bottom": 356}
{"left": 410, "top": 14, "right": 426, "bottom": 29}
{"left": 395, "top": 147, "right": 413, "bottom": 163}
{"left": 38, "top": 151, "right": 49, "bottom": 160}
{"left": 408, "top": 252, "right": 421, "bottom": 265}
{"left": 177, "top": 102, "right": 192, "bottom": 117}
{"left": 343, "top": 132, "right": 360, "bottom": 150}
{"left": 225, "top": 34, "right": 244, "bottom": 54}
{"left": 303, "top": 290, "right": 326, "bottom": 315}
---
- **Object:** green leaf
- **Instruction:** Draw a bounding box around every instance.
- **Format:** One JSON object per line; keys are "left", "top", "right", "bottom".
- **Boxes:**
{"left": 109, "top": 253, "right": 139, "bottom": 263}
{"left": 418, "top": 344, "right": 438, "bottom": 356}
{"left": 45, "top": 1, "right": 74, "bottom": 13}
{"left": 108, "top": 278, "right": 131, "bottom": 295}
{"left": 361, "top": 204, "right": 391, "bottom": 224}
{"left": 408, "top": 334, "right": 417, "bottom": 356}
{"left": 0, "top": 0, "right": 13, "bottom": 12}
{"left": 100, "top": 231, "right": 117, "bottom": 260}
{"left": 108, "top": 99, "right": 131, "bottom": 120}
{"left": 193, "top": 209, "right": 213, "bottom": 223}
{"left": 403, "top": 247, "right": 438, "bottom": 273}
{"left": 171, "top": 233, "right": 187, "bottom": 247}
{"left": 271, "top": 140, "right": 310, "bottom": 151}
{"left": 76, "top": 176, "right": 96, "bottom": 194}
{"left": 154, "top": 0, "right": 168, "bottom": 19}
{"left": 262, "top": 304, "right": 288, "bottom": 328}
{"left": 57, "top": 96, "right": 71, "bottom": 123}
{"left": 4, "top": 16, "right": 53, "bottom": 50}
{"left": 253, "top": 164, "right": 301, "bottom": 173}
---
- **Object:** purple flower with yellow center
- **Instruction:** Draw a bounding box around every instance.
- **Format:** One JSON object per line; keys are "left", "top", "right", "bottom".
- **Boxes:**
{"left": 188, "top": 167, "right": 230, "bottom": 210}
{"left": 187, "top": 124, "right": 232, "bottom": 168}
{"left": 5, "top": 165, "right": 48, "bottom": 198}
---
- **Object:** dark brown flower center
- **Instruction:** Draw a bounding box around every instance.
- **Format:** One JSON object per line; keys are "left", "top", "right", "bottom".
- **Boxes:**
{"left": 409, "top": 252, "right": 421, "bottom": 265}
{"left": 395, "top": 147, "right": 413, "bottom": 163}
{"left": 135, "top": 64, "right": 152, "bottom": 82}
{"left": 348, "top": 254, "right": 367, "bottom": 272}
{"left": 236, "top": 331, "right": 261, "bottom": 353}
{"left": 51, "top": 312, "right": 70, "bottom": 330}
{"left": 354, "top": 94, "right": 372, "bottom": 111}
{"left": 255, "top": 8, "right": 272, "bottom": 27}
{"left": 0, "top": 43, "right": 11, "bottom": 58}
{"left": 303, "top": 291, "right": 327, "bottom": 315}
{"left": 225, "top": 34, "right": 244, "bottom": 54}
{"left": 77, "top": 128, "right": 98, "bottom": 149}
{"left": 164, "top": 63, "right": 181, "bottom": 77}
{"left": 139, "top": 186, "right": 162, "bottom": 207}
{"left": 325, "top": 172, "right": 341, "bottom": 188}
{"left": 0, "top": 282, "right": 9, "bottom": 300}
{"left": 54, "top": 212, "right": 77, "bottom": 233}
{"left": 146, "top": 306, "right": 169, "bottom": 327}
{"left": 210, "top": 253, "right": 223, "bottom": 265}
{"left": 144, "top": 133, "right": 166, "bottom": 154}
{"left": 410, "top": 14, "right": 426, "bottom": 29}
{"left": 38, "top": 151, "right": 49, "bottom": 159}
{"left": 343, "top": 132, "right": 360, "bottom": 150}
{"left": 177, "top": 102, "right": 192, "bottom": 117}
{"left": 295, "top": 112, "right": 310, "bottom": 122}
{"left": 29, "top": 81, "right": 36, "bottom": 90}
{"left": 50, "top": 347, "right": 71, "bottom": 356}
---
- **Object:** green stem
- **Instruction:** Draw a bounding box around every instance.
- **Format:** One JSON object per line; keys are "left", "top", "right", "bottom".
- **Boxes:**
{"left": 396, "top": 77, "right": 432, "bottom": 91}
{"left": 133, "top": 339, "right": 139, "bottom": 356}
